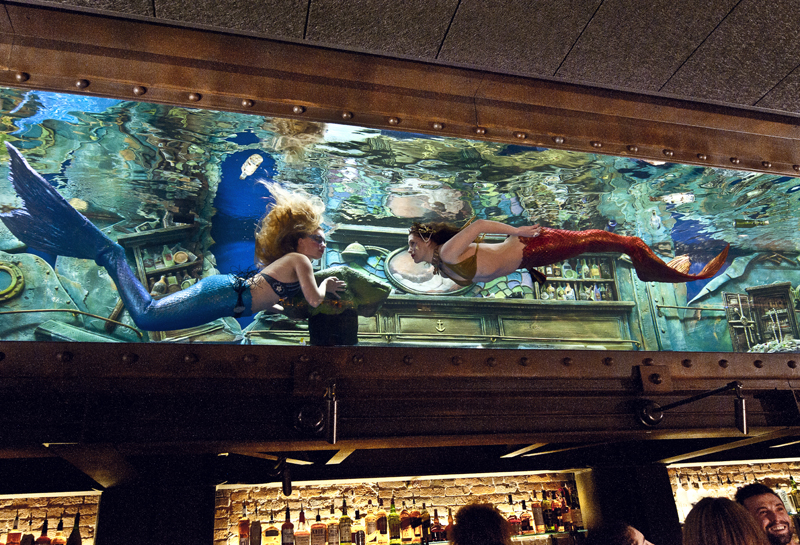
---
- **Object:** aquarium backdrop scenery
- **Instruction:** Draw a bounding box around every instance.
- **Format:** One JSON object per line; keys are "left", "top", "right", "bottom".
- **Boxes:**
{"left": 0, "top": 87, "right": 796, "bottom": 352}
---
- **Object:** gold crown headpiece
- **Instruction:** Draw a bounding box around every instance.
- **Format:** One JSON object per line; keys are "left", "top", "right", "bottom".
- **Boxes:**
{"left": 412, "top": 224, "right": 434, "bottom": 243}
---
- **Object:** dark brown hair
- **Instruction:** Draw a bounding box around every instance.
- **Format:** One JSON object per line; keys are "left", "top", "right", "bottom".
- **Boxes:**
{"left": 408, "top": 221, "right": 460, "bottom": 245}
{"left": 683, "top": 497, "right": 770, "bottom": 545}
{"left": 452, "top": 503, "right": 512, "bottom": 545}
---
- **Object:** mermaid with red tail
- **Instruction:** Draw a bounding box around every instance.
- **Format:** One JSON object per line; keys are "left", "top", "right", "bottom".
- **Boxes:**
{"left": 408, "top": 219, "right": 729, "bottom": 287}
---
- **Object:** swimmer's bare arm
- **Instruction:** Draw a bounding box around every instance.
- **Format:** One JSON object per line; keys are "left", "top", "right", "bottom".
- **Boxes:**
{"left": 439, "top": 219, "right": 541, "bottom": 262}
{"left": 294, "top": 254, "right": 346, "bottom": 307}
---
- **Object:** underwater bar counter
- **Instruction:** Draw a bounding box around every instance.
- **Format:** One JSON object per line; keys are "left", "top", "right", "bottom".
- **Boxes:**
{"left": 3, "top": 2, "right": 800, "bottom": 544}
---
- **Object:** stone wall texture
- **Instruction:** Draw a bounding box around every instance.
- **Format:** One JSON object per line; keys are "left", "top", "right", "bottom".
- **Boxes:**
{"left": 0, "top": 493, "right": 99, "bottom": 544}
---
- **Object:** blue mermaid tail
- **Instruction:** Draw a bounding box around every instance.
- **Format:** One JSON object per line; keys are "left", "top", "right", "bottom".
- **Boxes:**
{"left": 0, "top": 143, "right": 252, "bottom": 331}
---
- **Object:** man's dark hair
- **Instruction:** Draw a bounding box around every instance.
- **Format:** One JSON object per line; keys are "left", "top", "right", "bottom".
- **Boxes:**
{"left": 735, "top": 483, "right": 780, "bottom": 505}
{"left": 586, "top": 521, "right": 635, "bottom": 545}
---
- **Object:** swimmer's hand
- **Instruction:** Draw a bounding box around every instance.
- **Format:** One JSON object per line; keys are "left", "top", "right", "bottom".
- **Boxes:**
{"left": 323, "top": 276, "right": 346, "bottom": 299}
{"left": 517, "top": 224, "right": 542, "bottom": 237}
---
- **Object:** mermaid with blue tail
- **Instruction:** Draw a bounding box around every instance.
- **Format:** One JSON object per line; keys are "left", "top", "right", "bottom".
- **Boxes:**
{"left": 0, "top": 143, "right": 345, "bottom": 331}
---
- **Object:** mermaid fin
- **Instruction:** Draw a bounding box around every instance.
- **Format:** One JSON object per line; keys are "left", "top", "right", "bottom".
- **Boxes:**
{"left": 0, "top": 143, "right": 113, "bottom": 258}
{"left": 635, "top": 244, "right": 729, "bottom": 283}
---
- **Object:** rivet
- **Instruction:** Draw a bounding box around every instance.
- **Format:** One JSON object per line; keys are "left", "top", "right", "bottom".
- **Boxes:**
{"left": 241, "top": 99, "right": 254, "bottom": 108}
{"left": 353, "top": 354, "right": 364, "bottom": 364}
{"left": 513, "top": 131, "right": 527, "bottom": 139}
{"left": 452, "top": 356, "right": 462, "bottom": 366}
{"left": 341, "top": 111, "right": 353, "bottom": 120}
{"left": 519, "top": 357, "right": 529, "bottom": 367}
{"left": 682, "top": 359, "right": 692, "bottom": 368}
{"left": 403, "top": 355, "right": 413, "bottom": 365}
{"left": 789, "top": 360, "right": 797, "bottom": 369}
{"left": 697, "top": 153, "right": 708, "bottom": 161}
{"left": 188, "top": 92, "right": 202, "bottom": 102}
{"left": 121, "top": 353, "right": 138, "bottom": 365}
{"left": 475, "top": 127, "right": 486, "bottom": 135}
{"left": 132, "top": 86, "right": 147, "bottom": 96}
{"left": 486, "top": 357, "right": 496, "bottom": 367}
{"left": 730, "top": 157, "right": 740, "bottom": 165}
{"left": 603, "top": 357, "right": 614, "bottom": 366}
{"left": 14, "top": 72, "right": 29, "bottom": 83}
{"left": 388, "top": 117, "right": 400, "bottom": 125}
{"left": 432, "top": 122, "right": 444, "bottom": 130}
{"left": 642, "top": 357, "right": 654, "bottom": 366}
{"left": 562, "top": 357, "right": 572, "bottom": 367}
{"left": 762, "top": 161, "right": 772, "bottom": 168}
{"left": 754, "top": 359, "right": 764, "bottom": 368}
{"left": 794, "top": 165, "right": 800, "bottom": 172}
{"left": 184, "top": 353, "right": 198, "bottom": 364}
{"left": 56, "top": 351, "right": 73, "bottom": 363}
{"left": 243, "top": 354, "right": 258, "bottom": 364}
{"left": 719, "top": 359, "right": 729, "bottom": 369}
{"left": 627, "top": 145, "right": 638, "bottom": 153}
{"left": 663, "top": 149, "right": 674, "bottom": 157}
{"left": 293, "top": 105, "right": 306, "bottom": 115}
{"left": 591, "top": 141, "right": 602, "bottom": 148}
{"left": 75, "top": 79, "right": 89, "bottom": 89}
{"left": 299, "top": 354, "right": 310, "bottom": 363}
{"left": 553, "top": 136, "right": 565, "bottom": 145}
{"left": 649, "top": 373, "right": 663, "bottom": 385}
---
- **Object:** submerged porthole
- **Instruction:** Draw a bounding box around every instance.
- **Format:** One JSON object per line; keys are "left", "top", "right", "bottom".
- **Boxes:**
{"left": 0, "top": 262, "right": 24, "bottom": 301}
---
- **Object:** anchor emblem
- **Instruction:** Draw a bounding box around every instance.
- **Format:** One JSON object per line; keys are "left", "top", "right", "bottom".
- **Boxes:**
{"left": 435, "top": 320, "right": 446, "bottom": 332}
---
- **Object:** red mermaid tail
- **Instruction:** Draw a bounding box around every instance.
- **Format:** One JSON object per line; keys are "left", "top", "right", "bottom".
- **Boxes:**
{"left": 519, "top": 228, "right": 729, "bottom": 283}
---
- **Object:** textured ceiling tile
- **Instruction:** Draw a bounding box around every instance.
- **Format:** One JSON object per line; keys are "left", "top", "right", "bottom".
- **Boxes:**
{"left": 438, "top": 0, "right": 601, "bottom": 76}
{"left": 556, "top": 0, "right": 737, "bottom": 91}
{"left": 306, "top": 0, "right": 459, "bottom": 59}
{"left": 40, "top": 0, "right": 154, "bottom": 16}
{"left": 154, "top": 0, "right": 307, "bottom": 40}
{"left": 662, "top": 0, "right": 800, "bottom": 105}
{"left": 757, "top": 68, "right": 800, "bottom": 112}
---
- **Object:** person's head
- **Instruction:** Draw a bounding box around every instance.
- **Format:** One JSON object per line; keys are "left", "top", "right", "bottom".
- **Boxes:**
{"left": 255, "top": 182, "right": 326, "bottom": 265}
{"left": 586, "top": 521, "right": 652, "bottom": 545}
{"left": 684, "top": 497, "right": 770, "bottom": 545}
{"left": 451, "top": 503, "right": 512, "bottom": 545}
{"left": 407, "top": 222, "right": 460, "bottom": 264}
{"left": 735, "top": 484, "right": 793, "bottom": 545}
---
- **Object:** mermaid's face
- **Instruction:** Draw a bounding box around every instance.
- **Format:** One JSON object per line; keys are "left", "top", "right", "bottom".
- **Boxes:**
{"left": 407, "top": 234, "right": 432, "bottom": 264}
{"left": 297, "top": 228, "right": 327, "bottom": 260}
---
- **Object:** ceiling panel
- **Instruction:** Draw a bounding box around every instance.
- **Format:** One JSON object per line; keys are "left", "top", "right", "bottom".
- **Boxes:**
{"left": 438, "top": 0, "right": 601, "bottom": 76}
{"left": 42, "top": 0, "right": 154, "bottom": 16}
{"left": 556, "top": 0, "right": 737, "bottom": 91}
{"left": 154, "top": 0, "right": 308, "bottom": 39}
{"left": 661, "top": 0, "right": 800, "bottom": 105}
{"left": 305, "top": 0, "right": 459, "bottom": 59}
{"left": 757, "top": 66, "right": 800, "bottom": 112}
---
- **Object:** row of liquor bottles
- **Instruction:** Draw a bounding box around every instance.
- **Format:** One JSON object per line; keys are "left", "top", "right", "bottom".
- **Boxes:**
{"left": 2, "top": 511, "right": 83, "bottom": 545}
{"left": 234, "top": 486, "right": 583, "bottom": 545}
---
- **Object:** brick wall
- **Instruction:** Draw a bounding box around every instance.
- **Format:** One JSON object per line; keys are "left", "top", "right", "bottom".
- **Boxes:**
{"left": 0, "top": 493, "right": 99, "bottom": 544}
{"left": 668, "top": 462, "right": 800, "bottom": 499}
{"left": 215, "top": 473, "right": 574, "bottom": 545}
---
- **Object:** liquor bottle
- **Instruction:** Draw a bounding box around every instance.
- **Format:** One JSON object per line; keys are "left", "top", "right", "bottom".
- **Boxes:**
{"left": 376, "top": 499, "right": 389, "bottom": 545}
{"left": 20, "top": 517, "right": 33, "bottom": 545}
{"left": 545, "top": 264, "right": 553, "bottom": 276}
{"left": 281, "top": 505, "right": 294, "bottom": 545}
{"left": 239, "top": 504, "right": 251, "bottom": 545}
{"left": 559, "top": 488, "right": 571, "bottom": 533}
{"left": 599, "top": 259, "right": 611, "bottom": 279}
{"left": 352, "top": 511, "right": 365, "bottom": 545}
{"left": 530, "top": 492, "right": 545, "bottom": 534}
{"left": 7, "top": 513, "right": 21, "bottom": 545}
{"left": 590, "top": 260, "right": 601, "bottom": 279}
{"left": 328, "top": 504, "right": 341, "bottom": 545}
{"left": 519, "top": 500, "right": 533, "bottom": 535}
{"left": 419, "top": 504, "right": 430, "bottom": 545}
{"left": 388, "top": 498, "right": 401, "bottom": 545}
{"left": 365, "top": 501, "right": 378, "bottom": 544}
{"left": 445, "top": 509, "right": 453, "bottom": 542}
{"left": 295, "top": 505, "right": 311, "bottom": 545}
{"left": 506, "top": 495, "right": 520, "bottom": 535}
{"left": 734, "top": 219, "right": 769, "bottom": 228}
{"left": 550, "top": 492, "right": 563, "bottom": 533}
{"left": 264, "top": 511, "right": 281, "bottom": 545}
{"left": 580, "top": 259, "right": 590, "bottom": 279}
{"left": 50, "top": 515, "right": 66, "bottom": 545}
{"left": 339, "top": 499, "right": 353, "bottom": 545}
{"left": 65, "top": 513, "right": 80, "bottom": 545}
{"left": 310, "top": 511, "right": 326, "bottom": 545}
{"left": 399, "top": 502, "right": 413, "bottom": 544}
{"left": 552, "top": 262, "right": 561, "bottom": 278}
{"left": 252, "top": 507, "right": 263, "bottom": 545}
{"left": 570, "top": 487, "right": 584, "bottom": 531}
{"left": 34, "top": 517, "right": 50, "bottom": 545}
{"left": 429, "top": 510, "right": 445, "bottom": 542}
{"left": 410, "top": 499, "right": 421, "bottom": 544}
{"left": 162, "top": 245, "right": 174, "bottom": 267}
{"left": 541, "top": 492, "right": 554, "bottom": 533}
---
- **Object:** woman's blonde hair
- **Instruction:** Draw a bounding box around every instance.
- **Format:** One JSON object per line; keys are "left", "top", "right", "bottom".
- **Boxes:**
{"left": 683, "top": 497, "right": 771, "bottom": 545}
{"left": 254, "top": 182, "right": 325, "bottom": 266}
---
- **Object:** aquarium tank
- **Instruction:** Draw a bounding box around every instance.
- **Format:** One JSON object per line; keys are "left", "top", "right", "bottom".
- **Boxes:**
{"left": 0, "top": 86, "right": 795, "bottom": 352}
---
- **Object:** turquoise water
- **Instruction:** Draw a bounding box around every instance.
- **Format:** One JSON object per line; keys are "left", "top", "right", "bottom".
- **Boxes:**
{"left": 0, "top": 87, "right": 798, "bottom": 351}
